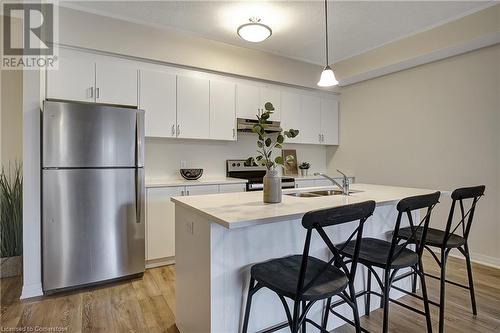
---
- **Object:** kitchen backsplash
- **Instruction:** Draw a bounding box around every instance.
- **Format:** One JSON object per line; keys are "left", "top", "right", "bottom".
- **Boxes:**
{"left": 145, "top": 133, "right": 327, "bottom": 180}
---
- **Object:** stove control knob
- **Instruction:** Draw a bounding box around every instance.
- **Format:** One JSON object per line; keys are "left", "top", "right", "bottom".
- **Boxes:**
{"left": 232, "top": 163, "right": 236, "bottom": 167}
{"left": 237, "top": 163, "right": 241, "bottom": 167}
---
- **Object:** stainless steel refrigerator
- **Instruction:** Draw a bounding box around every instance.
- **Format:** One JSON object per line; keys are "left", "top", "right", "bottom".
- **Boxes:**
{"left": 42, "top": 100, "right": 145, "bottom": 292}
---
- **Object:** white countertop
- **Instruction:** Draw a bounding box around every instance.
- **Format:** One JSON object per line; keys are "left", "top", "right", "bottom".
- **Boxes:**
{"left": 146, "top": 177, "right": 247, "bottom": 187}
{"left": 171, "top": 183, "right": 447, "bottom": 229}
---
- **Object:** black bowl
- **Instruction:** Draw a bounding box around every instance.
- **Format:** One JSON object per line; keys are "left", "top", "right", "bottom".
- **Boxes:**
{"left": 180, "top": 168, "right": 203, "bottom": 180}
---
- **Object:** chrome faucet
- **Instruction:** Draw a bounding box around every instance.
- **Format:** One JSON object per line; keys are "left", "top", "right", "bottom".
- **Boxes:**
{"left": 314, "top": 170, "right": 350, "bottom": 195}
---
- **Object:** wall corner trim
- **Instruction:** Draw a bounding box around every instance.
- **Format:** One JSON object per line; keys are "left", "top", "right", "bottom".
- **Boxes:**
{"left": 340, "top": 31, "right": 500, "bottom": 87}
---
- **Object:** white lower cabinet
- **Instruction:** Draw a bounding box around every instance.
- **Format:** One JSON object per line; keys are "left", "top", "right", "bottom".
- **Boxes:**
{"left": 184, "top": 184, "right": 219, "bottom": 196}
{"left": 146, "top": 186, "right": 183, "bottom": 261}
{"left": 295, "top": 179, "right": 316, "bottom": 188}
{"left": 314, "top": 179, "right": 334, "bottom": 187}
{"left": 219, "top": 183, "right": 247, "bottom": 193}
{"left": 145, "top": 183, "right": 244, "bottom": 264}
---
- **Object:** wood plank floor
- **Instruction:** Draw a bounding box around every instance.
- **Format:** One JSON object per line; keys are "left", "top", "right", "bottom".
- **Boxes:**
{"left": 1, "top": 254, "right": 499, "bottom": 332}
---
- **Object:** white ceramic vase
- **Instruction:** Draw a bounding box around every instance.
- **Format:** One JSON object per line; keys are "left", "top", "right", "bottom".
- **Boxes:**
{"left": 263, "top": 169, "right": 282, "bottom": 203}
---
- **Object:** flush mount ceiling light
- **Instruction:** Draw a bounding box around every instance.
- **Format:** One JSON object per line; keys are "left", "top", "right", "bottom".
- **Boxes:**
{"left": 237, "top": 17, "right": 272, "bottom": 43}
{"left": 317, "top": 0, "right": 339, "bottom": 87}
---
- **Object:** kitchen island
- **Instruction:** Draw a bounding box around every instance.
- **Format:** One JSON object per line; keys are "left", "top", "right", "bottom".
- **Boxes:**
{"left": 171, "top": 184, "right": 443, "bottom": 333}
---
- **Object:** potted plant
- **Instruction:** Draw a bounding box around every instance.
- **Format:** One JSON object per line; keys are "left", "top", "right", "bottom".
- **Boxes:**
{"left": 247, "top": 102, "right": 299, "bottom": 203}
{"left": 0, "top": 164, "right": 23, "bottom": 278}
{"left": 299, "top": 162, "right": 311, "bottom": 177}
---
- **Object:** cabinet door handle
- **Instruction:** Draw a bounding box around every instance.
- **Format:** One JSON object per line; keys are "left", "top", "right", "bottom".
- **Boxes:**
{"left": 319, "top": 134, "right": 322, "bottom": 142}
{"left": 96, "top": 87, "right": 100, "bottom": 99}
{"left": 187, "top": 190, "right": 190, "bottom": 196}
{"left": 181, "top": 190, "right": 185, "bottom": 196}
{"left": 233, "top": 128, "right": 235, "bottom": 138}
{"left": 89, "top": 87, "right": 94, "bottom": 98}
{"left": 177, "top": 124, "right": 180, "bottom": 136}
{"left": 322, "top": 134, "right": 325, "bottom": 142}
{"left": 171, "top": 124, "right": 175, "bottom": 136}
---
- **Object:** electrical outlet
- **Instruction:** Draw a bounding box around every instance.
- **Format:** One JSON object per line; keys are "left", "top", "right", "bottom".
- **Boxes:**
{"left": 186, "top": 221, "right": 194, "bottom": 235}
{"left": 180, "top": 160, "right": 187, "bottom": 168}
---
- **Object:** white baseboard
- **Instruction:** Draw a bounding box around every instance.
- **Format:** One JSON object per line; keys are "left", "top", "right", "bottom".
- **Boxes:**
{"left": 20, "top": 282, "right": 43, "bottom": 299}
{"left": 433, "top": 248, "right": 500, "bottom": 270}
{"left": 466, "top": 252, "right": 500, "bottom": 269}
{"left": 146, "top": 257, "right": 175, "bottom": 269}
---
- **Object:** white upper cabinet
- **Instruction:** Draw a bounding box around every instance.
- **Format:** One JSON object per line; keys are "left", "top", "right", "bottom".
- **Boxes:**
{"left": 210, "top": 80, "right": 236, "bottom": 141}
{"left": 236, "top": 84, "right": 281, "bottom": 121}
{"left": 46, "top": 48, "right": 95, "bottom": 103}
{"left": 140, "top": 70, "right": 177, "bottom": 138}
{"left": 299, "top": 94, "right": 322, "bottom": 144}
{"left": 46, "top": 48, "right": 339, "bottom": 146}
{"left": 260, "top": 87, "right": 281, "bottom": 121}
{"left": 280, "top": 91, "right": 301, "bottom": 143}
{"left": 219, "top": 183, "right": 246, "bottom": 193}
{"left": 46, "top": 48, "right": 138, "bottom": 106}
{"left": 95, "top": 57, "right": 138, "bottom": 106}
{"left": 236, "top": 83, "right": 260, "bottom": 119}
{"left": 320, "top": 97, "right": 339, "bottom": 145}
{"left": 177, "top": 75, "right": 210, "bottom": 139}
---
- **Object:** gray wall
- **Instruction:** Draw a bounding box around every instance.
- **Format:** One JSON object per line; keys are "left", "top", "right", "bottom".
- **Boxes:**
{"left": 328, "top": 44, "right": 500, "bottom": 264}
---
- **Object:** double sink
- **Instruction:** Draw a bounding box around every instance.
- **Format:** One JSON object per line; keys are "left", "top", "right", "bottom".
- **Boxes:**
{"left": 286, "top": 189, "right": 362, "bottom": 198}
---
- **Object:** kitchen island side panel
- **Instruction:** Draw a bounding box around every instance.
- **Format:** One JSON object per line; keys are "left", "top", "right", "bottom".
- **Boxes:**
{"left": 175, "top": 205, "right": 212, "bottom": 333}
{"left": 175, "top": 203, "right": 415, "bottom": 333}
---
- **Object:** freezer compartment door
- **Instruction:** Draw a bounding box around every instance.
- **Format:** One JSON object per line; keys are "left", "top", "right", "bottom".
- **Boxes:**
{"left": 42, "top": 168, "right": 145, "bottom": 291}
{"left": 43, "top": 100, "right": 144, "bottom": 168}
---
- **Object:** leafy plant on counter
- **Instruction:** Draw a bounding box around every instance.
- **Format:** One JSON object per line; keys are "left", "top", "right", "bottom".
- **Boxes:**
{"left": 299, "top": 162, "right": 311, "bottom": 170}
{"left": 246, "top": 102, "right": 299, "bottom": 171}
{"left": 0, "top": 163, "right": 23, "bottom": 258}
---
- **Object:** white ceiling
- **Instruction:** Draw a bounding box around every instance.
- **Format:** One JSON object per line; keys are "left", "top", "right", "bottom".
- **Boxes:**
{"left": 61, "top": 0, "right": 494, "bottom": 65}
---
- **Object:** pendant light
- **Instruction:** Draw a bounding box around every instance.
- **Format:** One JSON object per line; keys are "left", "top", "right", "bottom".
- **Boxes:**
{"left": 317, "top": 0, "right": 339, "bottom": 87}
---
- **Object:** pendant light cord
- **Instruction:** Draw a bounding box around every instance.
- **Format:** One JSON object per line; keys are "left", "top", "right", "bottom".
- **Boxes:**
{"left": 324, "top": 0, "right": 329, "bottom": 66}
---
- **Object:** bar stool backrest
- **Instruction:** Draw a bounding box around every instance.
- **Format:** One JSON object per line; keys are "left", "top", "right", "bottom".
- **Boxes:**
{"left": 445, "top": 185, "right": 485, "bottom": 247}
{"left": 390, "top": 191, "right": 441, "bottom": 269}
{"left": 296, "top": 201, "right": 376, "bottom": 298}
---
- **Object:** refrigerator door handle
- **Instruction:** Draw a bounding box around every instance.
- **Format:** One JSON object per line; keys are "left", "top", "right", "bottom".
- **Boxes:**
{"left": 135, "top": 168, "right": 145, "bottom": 224}
{"left": 136, "top": 110, "right": 145, "bottom": 167}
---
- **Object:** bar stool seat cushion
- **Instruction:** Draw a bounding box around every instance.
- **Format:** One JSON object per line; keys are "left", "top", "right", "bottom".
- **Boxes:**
{"left": 340, "top": 238, "right": 418, "bottom": 269}
{"left": 398, "top": 227, "right": 466, "bottom": 248}
{"left": 250, "top": 255, "right": 348, "bottom": 301}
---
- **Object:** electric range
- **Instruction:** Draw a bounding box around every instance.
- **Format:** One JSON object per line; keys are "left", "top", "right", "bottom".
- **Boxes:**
{"left": 226, "top": 159, "right": 296, "bottom": 191}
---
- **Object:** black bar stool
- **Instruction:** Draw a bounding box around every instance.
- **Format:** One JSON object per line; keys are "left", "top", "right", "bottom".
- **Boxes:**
{"left": 241, "top": 201, "right": 376, "bottom": 333}
{"left": 326, "top": 191, "right": 440, "bottom": 333}
{"left": 398, "top": 185, "right": 485, "bottom": 333}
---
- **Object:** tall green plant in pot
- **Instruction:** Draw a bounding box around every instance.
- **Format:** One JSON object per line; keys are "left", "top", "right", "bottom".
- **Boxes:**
{"left": 0, "top": 164, "right": 23, "bottom": 277}
{"left": 247, "top": 102, "right": 299, "bottom": 203}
